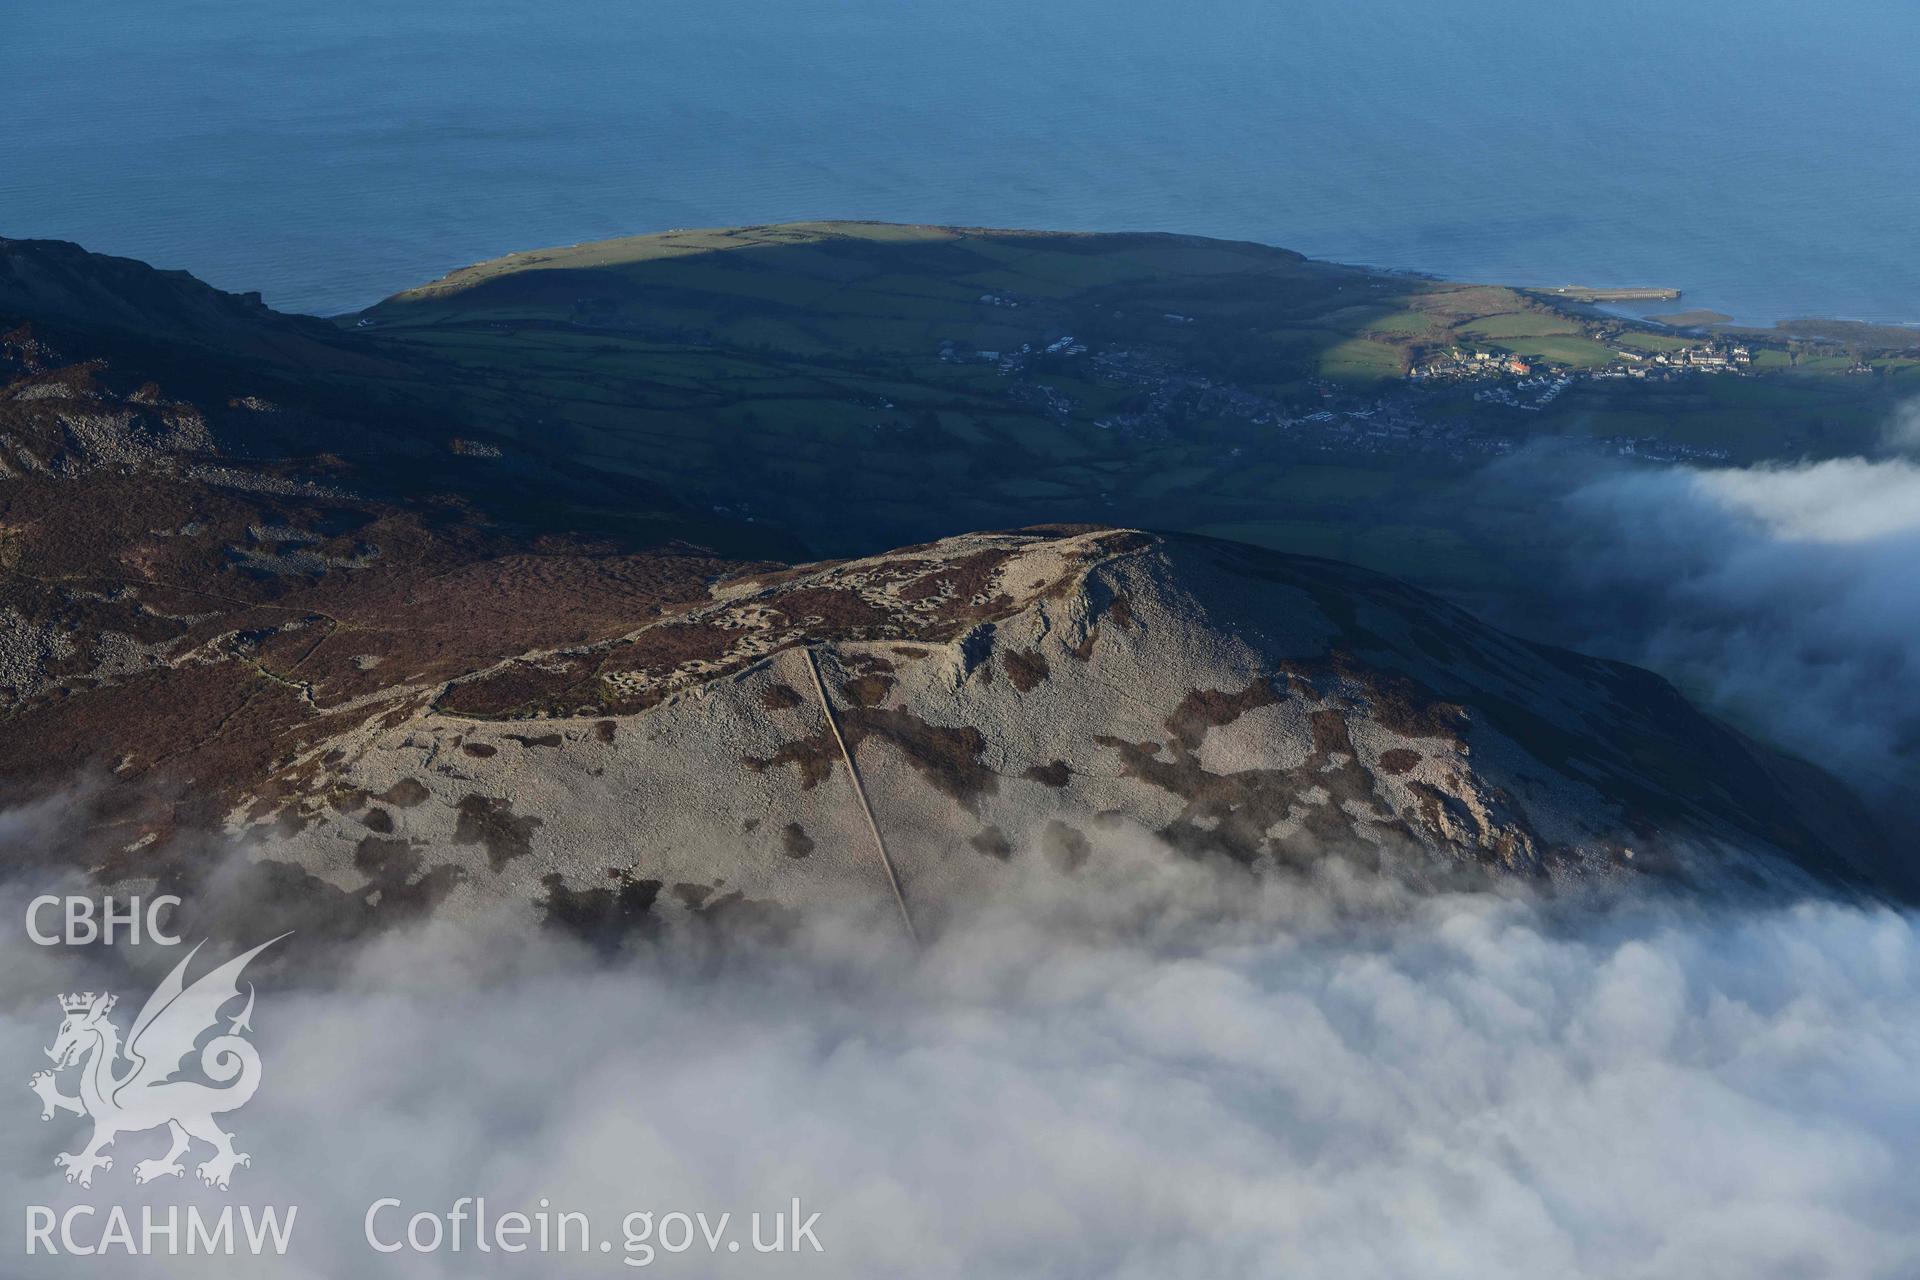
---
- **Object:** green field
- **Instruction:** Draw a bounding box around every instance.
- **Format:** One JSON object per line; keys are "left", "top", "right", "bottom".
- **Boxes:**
{"left": 1506, "top": 335, "right": 1622, "bottom": 368}
{"left": 1319, "top": 337, "right": 1408, "bottom": 382}
{"left": 1460, "top": 311, "right": 1579, "bottom": 340}
{"left": 1614, "top": 332, "right": 1693, "bottom": 354}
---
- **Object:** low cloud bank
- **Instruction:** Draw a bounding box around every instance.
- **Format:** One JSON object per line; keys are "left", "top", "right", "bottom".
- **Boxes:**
{"left": 1884, "top": 397, "right": 1920, "bottom": 455}
{"left": 1494, "top": 448, "right": 1920, "bottom": 797}
{"left": 5, "top": 844, "right": 1918, "bottom": 1278}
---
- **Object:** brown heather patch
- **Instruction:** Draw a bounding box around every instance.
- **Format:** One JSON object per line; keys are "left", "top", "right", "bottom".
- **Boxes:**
{"left": 771, "top": 586, "right": 896, "bottom": 633}
{"left": 1377, "top": 749, "right": 1421, "bottom": 776}
{"left": 1298, "top": 710, "right": 1395, "bottom": 842}
{"left": 1277, "top": 649, "right": 1468, "bottom": 741}
{"left": 839, "top": 707, "right": 998, "bottom": 810}
{"left": 1002, "top": 648, "right": 1050, "bottom": 692}
{"left": 722, "top": 561, "right": 836, "bottom": 594}
{"left": 328, "top": 785, "right": 370, "bottom": 814}
{"left": 892, "top": 549, "right": 1016, "bottom": 622}
{"left": 353, "top": 835, "right": 419, "bottom": 878}
{"left": 1166, "top": 679, "right": 1282, "bottom": 752}
{"left": 270, "top": 543, "right": 744, "bottom": 705}
{"left": 1095, "top": 735, "right": 1302, "bottom": 865}
{"left": 344, "top": 836, "right": 468, "bottom": 918}
{"left": 436, "top": 657, "right": 594, "bottom": 718}
{"left": 0, "top": 662, "right": 335, "bottom": 842}
{"left": 461, "top": 742, "right": 497, "bottom": 758}
{"left": 843, "top": 673, "right": 895, "bottom": 707}
{"left": 538, "top": 871, "right": 664, "bottom": 950}
{"left": 780, "top": 822, "right": 815, "bottom": 859}
{"left": 1087, "top": 529, "right": 1158, "bottom": 556}
{"left": 671, "top": 883, "right": 713, "bottom": 909}
{"left": 1023, "top": 760, "right": 1071, "bottom": 788}
{"left": 892, "top": 555, "right": 982, "bottom": 604}
{"left": 351, "top": 855, "right": 466, "bottom": 924}
{"left": 970, "top": 825, "right": 1014, "bottom": 860}
{"left": 375, "top": 777, "right": 431, "bottom": 807}
{"left": 601, "top": 620, "right": 737, "bottom": 674}
{"left": 746, "top": 706, "right": 998, "bottom": 811}
{"left": 593, "top": 720, "right": 617, "bottom": 742}
{"left": 506, "top": 732, "right": 563, "bottom": 749}
{"left": 452, "top": 794, "right": 543, "bottom": 870}
{"left": 1092, "top": 683, "right": 1407, "bottom": 867}
{"left": 858, "top": 556, "right": 946, "bottom": 582}
{"left": 743, "top": 729, "right": 838, "bottom": 791}
{"left": 583, "top": 637, "right": 823, "bottom": 719}
{"left": 759, "top": 682, "right": 804, "bottom": 711}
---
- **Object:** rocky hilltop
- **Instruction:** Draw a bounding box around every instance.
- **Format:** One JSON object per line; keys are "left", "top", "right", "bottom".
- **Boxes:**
{"left": 0, "top": 239, "right": 1903, "bottom": 940}
{"left": 259, "top": 523, "right": 1897, "bottom": 931}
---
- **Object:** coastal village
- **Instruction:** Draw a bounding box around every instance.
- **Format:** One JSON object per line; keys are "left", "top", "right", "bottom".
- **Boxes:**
{"left": 935, "top": 311, "right": 1757, "bottom": 467}
{"left": 1410, "top": 339, "right": 1754, "bottom": 382}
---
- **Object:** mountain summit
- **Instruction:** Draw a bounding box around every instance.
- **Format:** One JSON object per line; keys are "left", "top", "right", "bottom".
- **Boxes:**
{"left": 0, "top": 238, "right": 1904, "bottom": 940}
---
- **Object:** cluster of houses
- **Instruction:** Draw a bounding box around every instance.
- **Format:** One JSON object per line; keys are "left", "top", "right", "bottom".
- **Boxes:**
{"left": 1409, "top": 348, "right": 1533, "bottom": 381}
{"left": 1616, "top": 343, "right": 1752, "bottom": 371}
{"left": 1472, "top": 373, "right": 1573, "bottom": 411}
{"left": 938, "top": 333, "right": 1088, "bottom": 367}
{"left": 1413, "top": 336, "right": 1760, "bottom": 386}
{"left": 925, "top": 318, "right": 1784, "bottom": 468}
{"left": 1603, "top": 436, "right": 1733, "bottom": 463}
{"left": 938, "top": 339, "right": 1010, "bottom": 365}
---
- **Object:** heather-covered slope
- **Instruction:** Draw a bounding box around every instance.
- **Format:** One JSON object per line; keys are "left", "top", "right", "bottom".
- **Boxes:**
{"left": 251, "top": 524, "right": 1898, "bottom": 936}
{"left": 0, "top": 316, "right": 772, "bottom": 877}
{"left": 0, "top": 239, "right": 1905, "bottom": 938}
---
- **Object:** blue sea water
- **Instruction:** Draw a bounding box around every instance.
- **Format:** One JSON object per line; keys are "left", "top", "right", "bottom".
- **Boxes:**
{"left": 3, "top": 0, "right": 1916, "bottom": 322}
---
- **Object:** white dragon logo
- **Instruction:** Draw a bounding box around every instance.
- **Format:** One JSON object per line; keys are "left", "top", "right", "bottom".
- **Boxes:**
{"left": 27, "top": 935, "right": 285, "bottom": 1191}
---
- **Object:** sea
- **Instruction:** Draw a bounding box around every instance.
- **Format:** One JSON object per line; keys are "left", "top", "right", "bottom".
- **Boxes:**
{"left": 4, "top": 0, "right": 1917, "bottom": 323}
